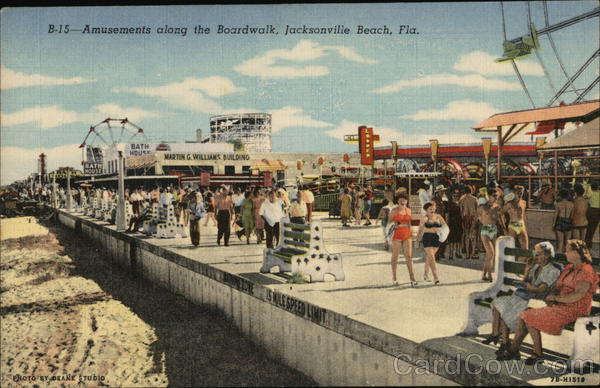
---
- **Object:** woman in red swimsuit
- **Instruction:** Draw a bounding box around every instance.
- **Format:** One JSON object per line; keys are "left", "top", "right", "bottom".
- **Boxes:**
{"left": 388, "top": 195, "right": 418, "bottom": 287}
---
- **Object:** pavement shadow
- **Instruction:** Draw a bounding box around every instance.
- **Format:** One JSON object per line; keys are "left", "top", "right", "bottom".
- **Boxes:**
{"left": 323, "top": 283, "right": 404, "bottom": 292}
{"left": 356, "top": 258, "right": 426, "bottom": 267}
{"left": 45, "top": 220, "right": 315, "bottom": 387}
{"left": 238, "top": 273, "right": 286, "bottom": 285}
{"left": 411, "top": 280, "right": 486, "bottom": 289}
{"left": 418, "top": 335, "right": 573, "bottom": 384}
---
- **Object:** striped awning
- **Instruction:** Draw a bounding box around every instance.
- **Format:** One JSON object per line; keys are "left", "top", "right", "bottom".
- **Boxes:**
{"left": 250, "top": 159, "right": 287, "bottom": 171}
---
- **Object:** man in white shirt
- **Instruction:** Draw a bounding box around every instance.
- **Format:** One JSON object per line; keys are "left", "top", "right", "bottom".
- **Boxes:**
{"left": 418, "top": 180, "right": 433, "bottom": 214}
{"left": 303, "top": 188, "right": 315, "bottom": 222}
{"left": 259, "top": 190, "right": 285, "bottom": 248}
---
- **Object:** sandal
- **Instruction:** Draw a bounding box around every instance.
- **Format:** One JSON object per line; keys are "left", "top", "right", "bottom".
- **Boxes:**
{"left": 525, "top": 354, "right": 544, "bottom": 366}
{"left": 496, "top": 349, "right": 520, "bottom": 361}
{"left": 482, "top": 334, "right": 499, "bottom": 345}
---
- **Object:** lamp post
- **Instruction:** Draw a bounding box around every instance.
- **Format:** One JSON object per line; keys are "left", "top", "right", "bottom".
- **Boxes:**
{"left": 66, "top": 169, "right": 72, "bottom": 212}
{"left": 429, "top": 139, "right": 439, "bottom": 188}
{"left": 115, "top": 150, "right": 127, "bottom": 231}
{"left": 482, "top": 137, "right": 492, "bottom": 185}
{"left": 391, "top": 141, "right": 398, "bottom": 190}
{"left": 535, "top": 137, "right": 546, "bottom": 186}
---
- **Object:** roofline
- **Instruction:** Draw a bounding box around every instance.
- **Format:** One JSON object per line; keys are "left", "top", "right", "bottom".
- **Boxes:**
{"left": 472, "top": 99, "right": 600, "bottom": 130}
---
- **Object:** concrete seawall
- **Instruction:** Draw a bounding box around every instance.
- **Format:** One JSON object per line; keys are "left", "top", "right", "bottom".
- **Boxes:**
{"left": 57, "top": 210, "right": 539, "bottom": 386}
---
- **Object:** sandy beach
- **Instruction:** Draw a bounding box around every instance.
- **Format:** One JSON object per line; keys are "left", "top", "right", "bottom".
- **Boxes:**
{"left": 0, "top": 217, "right": 314, "bottom": 387}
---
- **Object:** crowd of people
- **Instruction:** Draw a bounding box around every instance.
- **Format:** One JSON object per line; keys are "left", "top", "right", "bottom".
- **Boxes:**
{"left": 71, "top": 184, "right": 317, "bottom": 249}
{"left": 331, "top": 178, "right": 599, "bottom": 288}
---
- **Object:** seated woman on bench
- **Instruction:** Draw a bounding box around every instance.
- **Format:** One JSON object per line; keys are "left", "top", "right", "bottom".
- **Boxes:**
{"left": 484, "top": 241, "right": 560, "bottom": 354}
{"left": 498, "top": 240, "right": 598, "bottom": 365}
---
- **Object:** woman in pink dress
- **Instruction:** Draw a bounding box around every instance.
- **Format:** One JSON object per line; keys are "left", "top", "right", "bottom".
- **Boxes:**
{"left": 252, "top": 188, "right": 265, "bottom": 244}
{"left": 497, "top": 239, "right": 598, "bottom": 365}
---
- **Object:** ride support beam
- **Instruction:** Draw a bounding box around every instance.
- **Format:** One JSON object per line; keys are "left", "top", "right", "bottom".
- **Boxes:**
{"left": 504, "top": 123, "right": 530, "bottom": 144}
{"left": 508, "top": 7, "right": 600, "bottom": 44}
{"left": 547, "top": 48, "right": 600, "bottom": 106}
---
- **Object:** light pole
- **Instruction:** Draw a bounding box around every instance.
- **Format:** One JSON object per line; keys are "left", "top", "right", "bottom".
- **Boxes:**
{"left": 535, "top": 137, "right": 546, "bottom": 186}
{"left": 482, "top": 137, "right": 492, "bottom": 185}
{"left": 66, "top": 169, "right": 72, "bottom": 212}
{"left": 429, "top": 139, "right": 439, "bottom": 188}
{"left": 391, "top": 141, "right": 398, "bottom": 191}
{"left": 115, "top": 150, "right": 127, "bottom": 231}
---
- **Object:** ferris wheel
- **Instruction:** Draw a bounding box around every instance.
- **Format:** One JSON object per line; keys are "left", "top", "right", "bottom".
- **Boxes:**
{"left": 497, "top": 1, "right": 599, "bottom": 108}
{"left": 79, "top": 117, "right": 147, "bottom": 164}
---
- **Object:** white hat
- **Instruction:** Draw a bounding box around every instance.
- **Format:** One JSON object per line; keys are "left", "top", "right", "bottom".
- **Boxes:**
{"left": 435, "top": 185, "right": 445, "bottom": 193}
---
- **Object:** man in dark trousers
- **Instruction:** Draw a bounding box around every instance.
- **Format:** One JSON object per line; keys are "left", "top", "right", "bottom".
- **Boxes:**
{"left": 259, "top": 189, "right": 285, "bottom": 248}
{"left": 432, "top": 185, "right": 448, "bottom": 260}
{"left": 188, "top": 192, "right": 205, "bottom": 247}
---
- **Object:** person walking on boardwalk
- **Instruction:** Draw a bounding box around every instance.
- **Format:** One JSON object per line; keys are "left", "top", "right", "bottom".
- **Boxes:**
{"left": 554, "top": 189, "right": 574, "bottom": 254}
{"left": 388, "top": 195, "right": 417, "bottom": 287}
{"left": 252, "top": 188, "right": 266, "bottom": 244}
{"left": 236, "top": 191, "right": 255, "bottom": 244}
{"left": 340, "top": 188, "right": 353, "bottom": 228}
{"left": 260, "top": 189, "right": 285, "bottom": 249}
{"left": 363, "top": 185, "right": 374, "bottom": 226}
{"left": 354, "top": 190, "right": 365, "bottom": 226}
{"left": 215, "top": 187, "right": 234, "bottom": 246}
{"left": 478, "top": 191, "right": 499, "bottom": 282}
{"left": 417, "top": 202, "right": 446, "bottom": 285}
{"left": 288, "top": 193, "right": 307, "bottom": 225}
{"left": 502, "top": 190, "right": 529, "bottom": 260}
{"left": 188, "top": 192, "right": 206, "bottom": 247}
{"left": 202, "top": 188, "right": 217, "bottom": 227}
{"left": 303, "top": 187, "right": 314, "bottom": 222}
{"left": 446, "top": 191, "right": 463, "bottom": 260}
{"left": 571, "top": 184, "right": 588, "bottom": 242}
{"left": 584, "top": 181, "right": 599, "bottom": 249}
{"left": 432, "top": 185, "right": 448, "bottom": 260}
{"left": 459, "top": 185, "right": 479, "bottom": 259}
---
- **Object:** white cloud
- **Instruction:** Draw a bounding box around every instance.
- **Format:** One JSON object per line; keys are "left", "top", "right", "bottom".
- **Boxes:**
{"left": 115, "top": 76, "right": 245, "bottom": 113}
{"left": 1, "top": 104, "right": 160, "bottom": 130}
{"left": 400, "top": 100, "right": 501, "bottom": 122}
{"left": 1, "top": 65, "right": 93, "bottom": 89}
{"left": 268, "top": 106, "right": 333, "bottom": 133}
{"left": 453, "top": 51, "right": 544, "bottom": 76}
{"left": 235, "top": 40, "right": 378, "bottom": 79}
{"left": 81, "top": 104, "right": 161, "bottom": 123}
{"left": 1, "top": 144, "right": 82, "bottom": 185}
{"left": 371, "top": 73, "right": 520, "bottom": 94}
{"left": 1, "top": 105, "right": 79, "bottom": 129}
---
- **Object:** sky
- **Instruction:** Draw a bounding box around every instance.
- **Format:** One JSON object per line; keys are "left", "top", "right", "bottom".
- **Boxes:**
{"left": 1, "top": 2, "right": 599, "bottom": 185}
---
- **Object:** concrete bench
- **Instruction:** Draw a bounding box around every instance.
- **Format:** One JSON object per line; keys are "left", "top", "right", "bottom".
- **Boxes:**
{"left": 155, "top": 203, "right": 187, "bottom": 238}
{"left": 82, "top": 197, "right": 96, "bottom": 216}
{"left": 260, "top": 218, "right": 344, "bottom": 282}
{"left": 459, "top": 236, "right": 599, "bottom": 371}
{"left": 142, "top": 203, "right": 160, "bottom": 235}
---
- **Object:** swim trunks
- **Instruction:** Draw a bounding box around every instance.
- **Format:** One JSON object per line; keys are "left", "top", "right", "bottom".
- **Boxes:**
{"left": 480, "top": 224, "right": 498, "bottom": 240}
{"left": 554, "top": 217, "right": 572, "bottom": 233}
{"left": 508, "top": 220, "right": 526, "bottom": 235}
